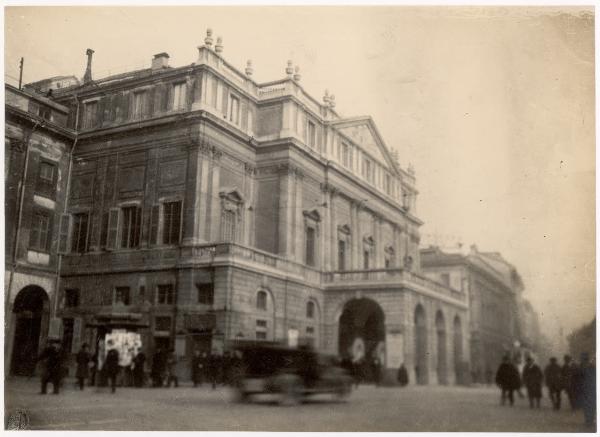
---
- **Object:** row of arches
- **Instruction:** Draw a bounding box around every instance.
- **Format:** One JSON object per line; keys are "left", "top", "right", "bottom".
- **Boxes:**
{"left": 415, "top": 304, "right": 463, "bottom": 385}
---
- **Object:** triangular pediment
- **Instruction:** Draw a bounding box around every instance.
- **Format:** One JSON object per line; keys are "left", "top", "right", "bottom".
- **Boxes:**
{"left": 219, "top": 187, "right": 244, "bottom": 203}
{"left": 331, "top": 116, "right": 400, "bottom": 175}
{"left": 303, "top": 208, "right": 321, "bottom": 222}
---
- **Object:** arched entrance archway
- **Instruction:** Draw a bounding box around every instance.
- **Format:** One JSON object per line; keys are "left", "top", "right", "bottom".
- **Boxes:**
{"left": 338, "top": 298, "right": 385, "bottom": 382}
{"left": 414, "top": 304, "right": 428, "bottom": 385}
{"left": 436, "top": 310, "right": 447, "bottom": 385}
{"left": 453, "top": 315, "right": 463, "bottom": 384}
{"left": 11, "top": 286, "right": 50, "bottom": 376}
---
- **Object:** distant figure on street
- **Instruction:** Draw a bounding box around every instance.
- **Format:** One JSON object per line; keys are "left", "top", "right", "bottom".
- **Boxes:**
{"left": 372, "top": 356, "right": 383, "bottom": 387}
{"left": 166, "top": 349, "right": 179, "bottom": 388}
{"left": 132, "top": 351, "right": 146, "bottom": 387}
{"left": 354, "top": 357, "right": 365, "bottom": 388}
{"left": 397, "top": 363, "right": 409, "bottom": 387}
{"left": 104, "top": 348, "right": 120, "bottom": 394}
{"left": 562, "top": 354, "right": 579, "bottom": 410}
{"left": 544, "top": 357, "right": 563, "bottom": 410}
{"left": 37, "top": 339, "right": 63, "bottom": 395}
{"left": 89, "top": 350, "right": 99, "bottom": 387}
{"left": 151, "top": 349, "right": 166, "bottom": 387}
{"left": 208, "top": 352, "right": 220, "bottom": 389}
{"left": 522, "top": 356, "right": 543, "bottom": 409}
{"left": 75, "top": 343, "right": 92, "bottom": 390}
{"left": 495, "top": 355, "right": 521, "bottom": 406}
{"left": 192, "top": 349, "right": 204, "bottom": 387}
{"left": 579, "top": 353, "right": 596, "bottom": 428}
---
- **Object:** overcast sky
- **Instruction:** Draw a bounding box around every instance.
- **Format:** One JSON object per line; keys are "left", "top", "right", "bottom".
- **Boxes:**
{"left": 5, "top": 6, "right": 596, "bottom": 345}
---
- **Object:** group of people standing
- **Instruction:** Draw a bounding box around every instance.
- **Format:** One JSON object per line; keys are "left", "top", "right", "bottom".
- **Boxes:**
{"left": 339, "top": 355, "right": 385, "bottom": 387}
{"left": 190, "top": 349, "right": 242, "bottom": 389}
{"left": 495, "top": 353, "right": 596, "bottom": 427}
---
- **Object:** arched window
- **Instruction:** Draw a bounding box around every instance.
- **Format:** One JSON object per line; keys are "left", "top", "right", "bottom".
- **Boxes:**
{"left": 306, "top": 300, "right": 315, "bottom": 319}
{"left": 256, "top": 290, "right": 267, "bottom": 310}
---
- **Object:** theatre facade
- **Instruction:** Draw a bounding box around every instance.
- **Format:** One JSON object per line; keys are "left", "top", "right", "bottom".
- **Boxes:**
{"left": 6, "top": 31, "right": 469, "bottom": 385}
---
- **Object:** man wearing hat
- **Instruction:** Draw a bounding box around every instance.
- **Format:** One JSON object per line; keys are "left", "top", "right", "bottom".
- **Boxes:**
{"left": 37, "top": 339, "right": 63, "bottom": 394}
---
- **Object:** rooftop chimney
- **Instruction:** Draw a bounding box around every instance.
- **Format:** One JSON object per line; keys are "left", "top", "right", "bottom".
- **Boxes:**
{"left": 245, "top": 60, "right": 253, "bottom": 77}
{"left": 215, "top": 37, "right": 224, "bottom": 54}
{"left": 151, "top": 52, "right": 170, "bottom": 70}
{"left": 205, "top": 28, "right": 214, "bottom": 48}
{"left": 83, "top": 48, "right": 94, "bottom": 84}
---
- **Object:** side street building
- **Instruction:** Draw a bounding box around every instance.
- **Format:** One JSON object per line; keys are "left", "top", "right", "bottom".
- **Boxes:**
{"left": 6, "top": 30, "right": 472, "bottom": 385}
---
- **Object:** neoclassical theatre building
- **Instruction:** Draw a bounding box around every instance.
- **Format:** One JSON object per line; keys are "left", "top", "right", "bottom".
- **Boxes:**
{"left": 6, "top": 31, "right": 469, "bottom": 385}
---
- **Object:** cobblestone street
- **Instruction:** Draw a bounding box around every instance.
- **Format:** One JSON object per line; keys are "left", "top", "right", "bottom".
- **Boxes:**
{"left": 4, "top": 377, "right": 593, "bottom": 432}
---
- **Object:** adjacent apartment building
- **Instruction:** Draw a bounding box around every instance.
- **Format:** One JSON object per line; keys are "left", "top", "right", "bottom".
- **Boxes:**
{"left": 6, "top": 30, "right": 469, "bottom": 385}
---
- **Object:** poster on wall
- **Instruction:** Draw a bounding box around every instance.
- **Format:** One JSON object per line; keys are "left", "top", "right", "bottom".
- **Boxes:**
{"left": 287, "top": 329, "right": 299, "bottom": 348}
{"left": 104, "top": 331, "right": 142, "bottom": 367}
{"left": 386, "top": 332, "right": 404, "bottom": 369}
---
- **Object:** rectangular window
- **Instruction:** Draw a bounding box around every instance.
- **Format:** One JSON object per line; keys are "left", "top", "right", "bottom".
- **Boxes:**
{"left": 221, "top": 209, "right": 236, "bottom": 242}
{"left": 155, "top": 316, "right": 172, "bottom": 332}
{"left": 114, "top": 286, "right": 131, "bottom": 305}
{"left": 83, "top": 101, "right": 98, "bottom": 129}
{"left": 162, "top": 201, "right": 182, "bottom": 245}
{"left": 440, "top": 273, "right": 450, "bottom": 287}
{"left": 228, "top": 95, "right": 240, "bottom": 124}
{"left": 338, "top": 240, "right": 346, "bottom": 271}
{"left": 157, "top": 284, "right": 175, "bottom": 305}
{"left": 121, "top": 206, "right": 141, "bottom": 249}
{"left": 306, "top": 326, "right": 315, "bottom": 335}
{"left": 172, "top": 82, "right": 187, "bottom": 110}
{"left": 341, "top": 142, "right": 350, "bottom": 168}
{"left": 305, "top": 227, "right": 316, "bottom": 267}
{"left": 149, "top": 204, "right": 160, "bottom": 246}
{"left": 307, "top": 120, "right": 316, "bottom": 149}
{"left": 38, "top": 106, "right": 51, "bottom": 121}
{"left": 65, "top": 289, "right": 80, "bottom": 308}
{"left": 132, "top": 91, "right": 146, "bottom": 119}
{"left": 197, "top": 283, "right": 214, "bottom": 305}
{"left": 70, "top": 212, "right": 89, "bottom": 253}
{"left": 256, "top": 319, "right": 267, "bottom": 340}
{"left": 36, "top": 161, "right": 57, "bottom": 198}
{"left": 29, "top": 211, "right": 51, "bottom": 252}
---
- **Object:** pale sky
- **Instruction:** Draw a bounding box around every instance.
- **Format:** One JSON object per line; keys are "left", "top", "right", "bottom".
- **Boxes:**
{"left": 4, "top": 6, "right": 596, "bottom": 344}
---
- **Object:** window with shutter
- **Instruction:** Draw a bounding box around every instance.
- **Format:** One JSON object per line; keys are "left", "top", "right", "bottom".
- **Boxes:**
{"left": 58, "top": 214, "right": 71, "bottom": 254}
{"left": 106, "top": 208, "right": 120, "bottom": 250}
{"left": 70, "top": 212, "right": 89, "bottom": 253}
{"left": 121, "top": 206, "right": 141, "bottom": 248}
{"left": 29, "top": 211, "right": 51, "bottom": 252}
{"left": 99, "top": 212, "right": 109, "bottom": 248}
{"left": 149, "top": 204, "right": 160, "bottom": 245}
{"left": 162, "top": 201, "right": 181, "bottom": 245}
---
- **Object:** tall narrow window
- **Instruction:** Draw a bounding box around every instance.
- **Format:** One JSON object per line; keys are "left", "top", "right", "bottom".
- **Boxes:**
{"left": 338, "top": 240, "right": 346, "bottom": 271}
{"left": 228, "top": 95, "right": 240, "bottom": 124}
{"left": 83, "top": 101, "right": 98, "bottom": 129}
{"left": 132, "top": 91, "right": 146, "bottom": 119}
{"left": 363, "top": 250, "right": 370, "bottom": 269}
{"left": 341, "top": 142, "right": 350, "bottom": 168}
{"left": 64, "top": 289, "right": 80, "bottom": 308}
{"left": 36, "top": 161, "right": 57, "bottom": 198}
{"left": 162, "top": 201, "right": 182, "bottom": 245}
{"left": 157, "top": 284, "right": 175, "bottom": 305}
{"left": 197, "top": 283, "right": 214, "bottom": 305}
{"left": 256, "top": 291, "right": 267, "bottom": 310}
{"left": 306, "top": 301, "right": 315, "bottom": 319}
{"left": 71, "top": 212, "right": 89, "bottom": 253}
{"left": 305, "top": 227, "right": 316, "bottom": 267}
{"left": 384, "top": 174, "right": 392, "bottom": 195}
{"left": 29, "top": 212, "right": 51, "bottom": 252}
{"left": 307, "top": 120, "right": 316, "bottom": 149}
{"left": 121, "top": 206, "right": 141, "bottom": 249}
{"left": 172, "top": 82, "right": 187, "bottom": 110}
{"left": 221, "top": 209, "right": 236, "bottom": 242}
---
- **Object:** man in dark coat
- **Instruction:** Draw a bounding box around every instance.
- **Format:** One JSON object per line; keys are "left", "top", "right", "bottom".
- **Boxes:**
{"left": 562, "top": 354, "right": 579, "bottom": 410}
{"left": 495, "top": 355, "right": 521, "bottom": 406}
{"left": 38, "top": 340, "right": 63, "bottom": 394}
{"left": 523, "top": 356, "right": 543, "bottom": 408}
{"left": 208, "top": 352, "right": 220, "bottom": 390}
{"left": 397, "top": 363, "right": 409, "bottom": 387}
{"left": 192, "top": 350, "right": 206, "bottom": 387}
{"left": 165, "top": 349, "right": 179, "bottom": 388}
{"left": 104, "top": 348, "right": 120, "bottom": 393}
{"left": 132, "top": 351, "right": 146, "bottom": 388}
{"left": 544, "top": 357, "right": 563, "bottom": 410}
{"left": 579, "top": 353, "right": 596, "bottom": 428}
{"left": 151, "top": 349, "right": 166, "bottom": 388}
{"left": 75, "top": 343, "right": 92, "bottom": 391}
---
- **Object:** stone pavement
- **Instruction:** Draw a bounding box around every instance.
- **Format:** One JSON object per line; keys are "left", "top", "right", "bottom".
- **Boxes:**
{"left": 3, "top": 377, "right": 594, "bottom": 432}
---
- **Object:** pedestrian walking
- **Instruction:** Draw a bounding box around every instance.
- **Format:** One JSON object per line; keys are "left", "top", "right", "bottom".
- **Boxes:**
{"left": 579, "top": 353, "right": 596, "bottom": 428}
{"left": 104, "top": 348, "right": 120, "bottom": 393}
{"left": 75, "top": 343, "right": 92, "bottom": 391}
{"left": 191, "top": 349, "right": 204, "bottom": 387}
{"left": 132, "top": 351, "right": 146, "bottom": 387}
{"left": 495, "top": 355, "right": 521, "bottom": 406}
{"left": 208, "top": 352, "right": 220, "bottom": 390}
{"left": 522, "top": 356, "right": 543, "bottom": 409}
{"left": 165, "top": 349, "right": 179, "bottom": 388}
{"left": 37, "top": 339, "right": 63, "bottom": 395}
{"left": 397, "top": 363, "right": 409, "bottom": 387}
{"left": 561, "top": 354, "right": 579, "bottom": 410}
{"left": 544, "top": 357, "right": 563, "bottom": 410}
